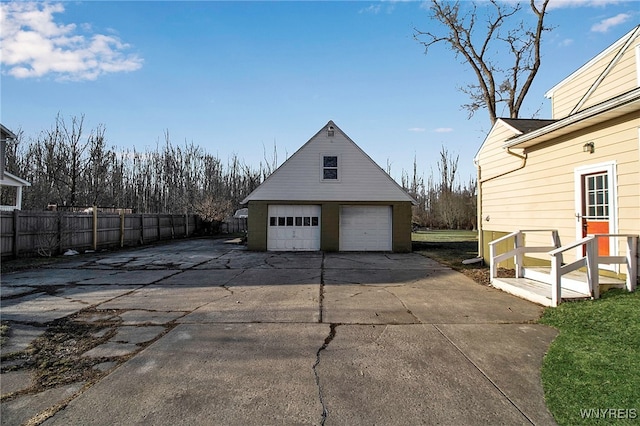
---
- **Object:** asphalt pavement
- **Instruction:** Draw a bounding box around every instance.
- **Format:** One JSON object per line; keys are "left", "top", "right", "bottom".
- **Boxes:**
{"left": 1, "top": 238, "right": 557, "bottom": 425}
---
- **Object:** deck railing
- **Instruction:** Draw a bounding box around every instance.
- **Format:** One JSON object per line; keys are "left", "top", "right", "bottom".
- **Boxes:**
{"left": 490, "top": 230, "right": 638, "bottom": 307}
{"left": 549, "top": 234, "right": 637, "bottom": 306}
{"left": 488, "top": 229, "right": 561, "bottom": 280}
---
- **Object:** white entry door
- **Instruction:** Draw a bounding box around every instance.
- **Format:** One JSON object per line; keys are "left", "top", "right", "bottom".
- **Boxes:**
{"left": 340, "top": 206, "right": 392, "bottom": 251}
{"left": 267, "top": 205, "right": 321, "bottom": 251}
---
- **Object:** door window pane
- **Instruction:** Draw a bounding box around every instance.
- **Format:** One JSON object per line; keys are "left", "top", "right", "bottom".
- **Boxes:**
{"left": 304, "top": 217, "right": 310, "bottom": 226}
{"left": 286, "top": 217, "right": 294, "bottom": 226}
{"left": 270, "top": 217, "right": 276, "bottom": 226}
{"left": 584, "top": 172, "right": 609, "bottom": 219}
{"left": 278, "top": 217, "right": 285, "bottom": 226}
{"left": 295, "top": 217, "right": 302, "bottom": 226}
{"left": 312, "top": 217, "right": 319, "bottom": 226}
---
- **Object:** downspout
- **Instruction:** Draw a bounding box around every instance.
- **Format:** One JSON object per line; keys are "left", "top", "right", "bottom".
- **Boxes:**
{"left": 476, "top": 148, "right": 528, "bottom": 260}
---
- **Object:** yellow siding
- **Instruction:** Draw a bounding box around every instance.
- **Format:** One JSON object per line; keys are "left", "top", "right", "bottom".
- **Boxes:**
{"left": 550, "top": 32, "right": 639, "bottom": 119}
{"left": 480, "top": 113, "right": 639, "bottom": 272}
{"left": 475, "top": 122, "right": 524, "bottom": 181}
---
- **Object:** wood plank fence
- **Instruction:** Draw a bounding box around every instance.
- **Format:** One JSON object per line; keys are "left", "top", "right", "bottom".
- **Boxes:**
{"left": 1, "top": 210, "right": 208, "bottom": 258}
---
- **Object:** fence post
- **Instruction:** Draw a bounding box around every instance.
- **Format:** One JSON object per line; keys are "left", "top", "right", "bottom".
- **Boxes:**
{"left": 12, "top": 209, "right": 19, "bottom": 257}
{"left": 140, "top": 214, "right": 145, "bottom": 245}
{"left": 120, "top": 210, "right": 125, "bottom": 248}
{"left": 185, "top": 214, "right": 188, "bottom": 237}
{"left": 92, "top": 206, "right": 98, "bottom": 251}
{"left": 57, "top": 211, "right": 63, "bottom": 255}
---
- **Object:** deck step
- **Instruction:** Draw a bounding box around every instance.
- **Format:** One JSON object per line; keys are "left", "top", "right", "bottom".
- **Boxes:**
{"left": 491, "top": 277, "right": 591, "bottom": 307}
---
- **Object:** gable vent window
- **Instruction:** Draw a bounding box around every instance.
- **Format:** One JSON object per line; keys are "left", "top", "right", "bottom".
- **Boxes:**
{"left": 323, "top": 155, "right": 338, "bottom": 180}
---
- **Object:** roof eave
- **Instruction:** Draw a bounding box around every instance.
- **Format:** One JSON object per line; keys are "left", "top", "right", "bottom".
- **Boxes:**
{"left": 1, "top": 171, "right": 31, "bottom": 186}
{"left": 503, "top": 88, "right": 640, "bottom": 150}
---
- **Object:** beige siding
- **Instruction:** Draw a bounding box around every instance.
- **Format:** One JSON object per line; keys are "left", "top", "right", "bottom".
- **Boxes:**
{"left": 480, "top": 114, "right": 639, "bottom": 273}
{"left": 550, "top": 30, "right": 639, "bottom": 119}
{"left": 475, "top": 121, "right": 523, "bottom": 181}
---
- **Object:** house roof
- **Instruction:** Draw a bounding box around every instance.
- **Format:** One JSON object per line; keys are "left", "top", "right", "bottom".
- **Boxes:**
{"left": 0, "top": 171, "right": 31, "bottom": 187}
{"left": 498, "top": 118, "right": 557, "bottom": 135}
{"left": 545, "top": 25, "right": 640, "bottom": 99}
{"left": 504, "top": 87, "right": 640, "bottom": 149}
{"left": 241, "top": 121, "right": 416, "bottom": 205}
{"left": 1, "top": 124, "right": 18, "bottom": 141}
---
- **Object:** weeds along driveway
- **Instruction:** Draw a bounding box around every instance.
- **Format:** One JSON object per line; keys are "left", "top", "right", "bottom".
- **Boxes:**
{"left": 0, "top": 239, "right": 557, "bottom": 426}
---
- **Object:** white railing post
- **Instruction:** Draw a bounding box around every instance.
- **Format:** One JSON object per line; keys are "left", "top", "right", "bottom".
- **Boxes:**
{"left": 586, "top": 237, "right": 599, "bottom": 299}
{"left": 626, "top": 236, "right": 638, "bottom": 292}
{"left": 550, "top": 253, "right": 562, "bottom": 307}
{"left": 489, "top": 242, "right": 497, "bottom": 280}
{"left": 552, "top": 230, "right": 563, "bottom": 265}
{"left": 514, "top": 231, "right": 524, "bottom": 278}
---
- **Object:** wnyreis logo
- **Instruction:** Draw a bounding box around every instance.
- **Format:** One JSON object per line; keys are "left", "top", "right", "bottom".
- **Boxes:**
{"left": 580, "top": 408, "right": 637, "bottom": 419}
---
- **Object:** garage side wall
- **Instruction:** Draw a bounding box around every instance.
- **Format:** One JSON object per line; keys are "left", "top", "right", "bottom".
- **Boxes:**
{"left": 247, "top": 201, "right": 269, "bottom": 251}
{"left": 246, "top": 200, "right": 413, "bottom": 252}
{"left": 392, "top": 202, "right": 412, "bottom": 253}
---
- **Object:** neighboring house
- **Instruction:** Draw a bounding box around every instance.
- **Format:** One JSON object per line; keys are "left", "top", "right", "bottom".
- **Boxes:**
{"left": 0, "top": 124, "right": 30, "bottom": 211}
{"left": 241, "top": 121, "right": 416, "bottom": 252}
{"left": 474, "top": 25, "right": 639, "bottom": 295}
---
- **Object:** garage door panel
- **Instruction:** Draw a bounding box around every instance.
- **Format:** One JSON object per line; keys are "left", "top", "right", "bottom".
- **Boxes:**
{"left": 340, "top": 206, "right": 392, "bottom": 251}
{"left": 267, "top": 205, "right": 321, "bottom": 251}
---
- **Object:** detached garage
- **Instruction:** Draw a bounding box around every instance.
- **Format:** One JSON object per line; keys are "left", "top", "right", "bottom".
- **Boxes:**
{"left": 241, "top": 121, "right": 416, "bottom": 252}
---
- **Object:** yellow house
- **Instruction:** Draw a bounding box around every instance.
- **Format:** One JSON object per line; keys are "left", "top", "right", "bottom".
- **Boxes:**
{"left": 474, "top": 25, "right": 639, "bottom": 306}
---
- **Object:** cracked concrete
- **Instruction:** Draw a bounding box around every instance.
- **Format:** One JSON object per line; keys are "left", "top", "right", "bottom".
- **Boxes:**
{"left": 313, "top": 323, "right": 338, "bottom": 426}
{"left": 1, "top": 238, "right": 556, "bottom": 425}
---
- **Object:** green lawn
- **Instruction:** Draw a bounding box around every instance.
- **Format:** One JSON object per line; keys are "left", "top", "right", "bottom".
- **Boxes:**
{"left": 414, "top": 230, "right": 639, "bottom": 425}
{"left": 539, "top": 289, "right": 640, "bottom": 425}
{"left": 411, "top": 230, "right": 479, "bottom": 271}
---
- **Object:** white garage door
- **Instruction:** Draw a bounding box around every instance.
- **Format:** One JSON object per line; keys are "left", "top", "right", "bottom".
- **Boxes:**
{"left": 340, "top": 206, "right": 392, "bottom": 251}
{"left": 267, "top": 205, "right": 321, "bottom": 251}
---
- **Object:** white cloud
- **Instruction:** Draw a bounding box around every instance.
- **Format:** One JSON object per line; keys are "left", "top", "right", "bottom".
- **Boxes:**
{"left": 434, "top": 127, "right": 453, "bottom": 133}
{"left": 408, "top": 127, "right": 426, "bottom": 132}
{"left": 591, "top": 13, "right": 632, "bottom": 32}
{"left": 558, "top": 38, "right": 575, "bottom": 47}
{"left": 546, "top": 0, "right": 624, "bottom": 10}
{"left": 359, "top": 4, "right": 382, "bottom": 14}
{"left": 0, "top": 2, "right": 143, "bottom": 81}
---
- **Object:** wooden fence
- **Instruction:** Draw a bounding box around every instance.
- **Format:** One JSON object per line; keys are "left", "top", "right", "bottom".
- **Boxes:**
{"left": 1, "top": 210, "right": 206, "bottom": 258}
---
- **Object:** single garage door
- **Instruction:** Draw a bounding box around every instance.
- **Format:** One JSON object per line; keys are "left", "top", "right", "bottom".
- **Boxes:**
{"left": 267, "top": 205, "right": 321, "bottom": 251}
{"left": 340, "top": 206, "right": 392, "bottom": 251}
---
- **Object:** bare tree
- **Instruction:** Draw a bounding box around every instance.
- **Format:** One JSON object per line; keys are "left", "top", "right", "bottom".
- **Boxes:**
{"left": 414, "top": 0, "right": 551, "bottom": 124}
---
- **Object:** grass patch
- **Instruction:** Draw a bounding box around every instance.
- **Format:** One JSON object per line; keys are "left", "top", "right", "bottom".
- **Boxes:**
{"left": 412, "top": 230, "right": 498, "bottom": 286}
{"left": 412, "top": 230, "right": 479, "bottom": 269}
{"left": 539, "top": 289, "right": 640, "bottom": 425}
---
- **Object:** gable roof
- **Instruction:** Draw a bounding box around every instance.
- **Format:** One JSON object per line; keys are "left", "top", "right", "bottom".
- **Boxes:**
{"left": 545, "top": 25, "right": 640, "bottom": 100}
{"left": 241, "top": 121, "right": 416, "bottom": 204}
{"left": 498, "top": 118, "right": 557, "bottom": 135}
{"left": 0, "top": 171, "right": 31, "bottom": 187}
{"left": 1, "top": 124, "right": 18, "bottom": 141}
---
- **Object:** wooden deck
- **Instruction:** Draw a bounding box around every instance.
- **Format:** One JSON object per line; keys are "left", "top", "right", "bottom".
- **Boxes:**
{"left": 491, "top": 268, "right": 626, "bottom": 307}
{"left": 491, "top": 277, "right": 590, "bottom": 307}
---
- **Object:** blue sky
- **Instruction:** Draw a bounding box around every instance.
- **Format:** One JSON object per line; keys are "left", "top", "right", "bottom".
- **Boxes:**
{"left": 1, "top": 1, "right": 638, "bottom": 184}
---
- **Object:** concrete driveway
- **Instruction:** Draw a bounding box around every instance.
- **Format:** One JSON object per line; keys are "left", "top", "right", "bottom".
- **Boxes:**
{"left": 1, "top": 239, "right": 557, "bottom": 425}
